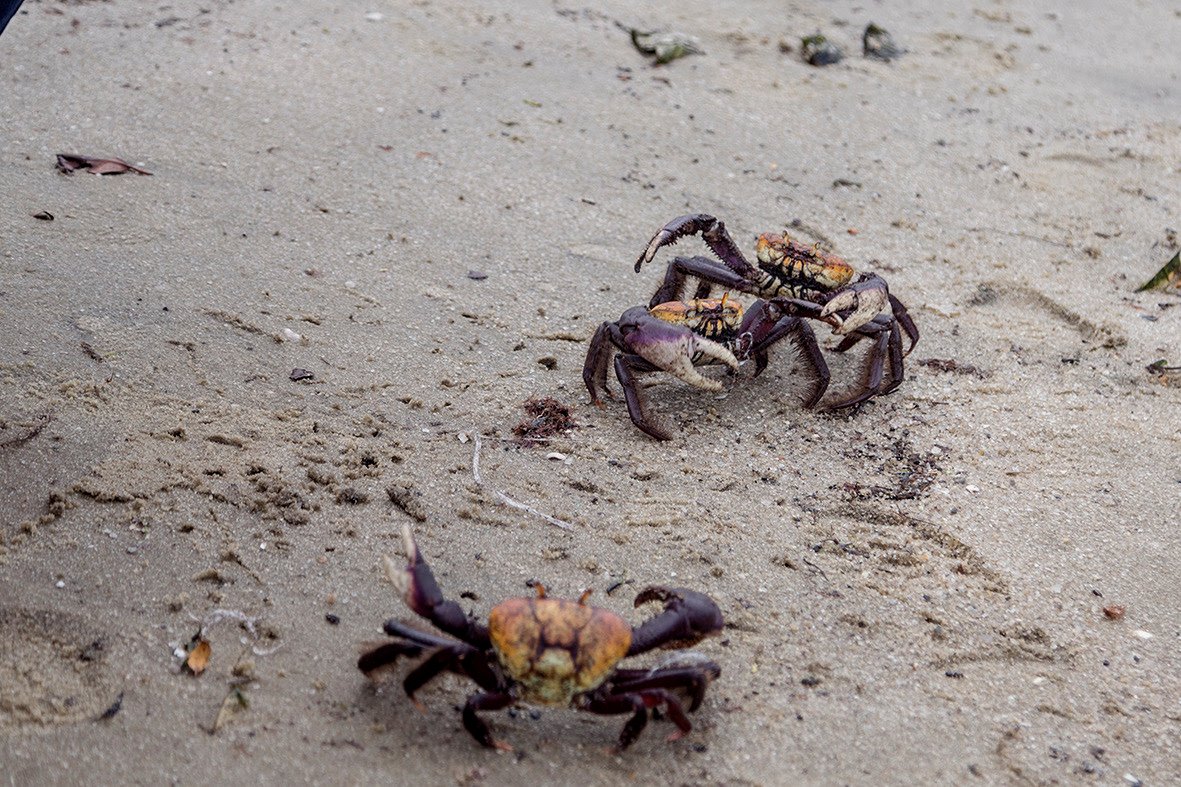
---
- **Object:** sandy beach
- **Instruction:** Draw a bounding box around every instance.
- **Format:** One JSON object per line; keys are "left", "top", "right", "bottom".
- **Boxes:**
{"left": 2, "top": 0, "right": 1179, "bottom": 783}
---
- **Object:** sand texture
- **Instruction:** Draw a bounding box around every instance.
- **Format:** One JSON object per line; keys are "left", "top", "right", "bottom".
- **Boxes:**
{"left": 2, "top": 0, "right": 1180, "bottom": 783}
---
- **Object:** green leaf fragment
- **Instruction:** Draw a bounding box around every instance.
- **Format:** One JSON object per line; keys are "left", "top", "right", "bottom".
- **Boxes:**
{"left": 1136, "top": 250, "right": 1181, "bottom": 292}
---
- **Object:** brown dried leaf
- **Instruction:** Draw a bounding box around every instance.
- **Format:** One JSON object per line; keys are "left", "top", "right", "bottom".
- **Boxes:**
{"left": 55, "top": 153, "right": 152, "bottom": 176}
{"left": 1102, "top": 604, "right": 1126, "bottom": 621}
{"left": 186, "top": 638, "right": 212, "bottom": 675}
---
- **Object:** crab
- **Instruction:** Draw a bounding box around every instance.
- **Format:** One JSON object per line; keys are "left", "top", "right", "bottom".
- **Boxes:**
{"left": 583, "top": 294, "right": 831, "bottom": 440}
{"left": 634, "top": 213, "right": 920, "bottom": 409}
{"left": 358, "top": 525, "right": 725, "bottom": 752}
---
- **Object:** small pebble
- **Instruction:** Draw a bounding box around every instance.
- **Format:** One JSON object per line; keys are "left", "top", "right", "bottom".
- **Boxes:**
{"left": 282, "top": 328, "right": 302, "bottom": 342}
{"left": 1132, "top": 630, "right": 1153, "bottom": 640}
{"left": 54, "top": 580, "right": 65, "bottom": 589}
{"left": 365, "top": 11, "right": 383, "bottom": 21}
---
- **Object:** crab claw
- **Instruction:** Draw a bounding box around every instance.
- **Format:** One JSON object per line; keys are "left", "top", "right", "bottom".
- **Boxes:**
{"left": 627, "top": 586, "right": 725, "bottom": 656}
{"left": 384, "top": 524, "right": 433, "bottom": 612}
{"left": 635, "top": 214, "right": 718, "bottom": 272}
{"left": 624, "top": 314, "right": 739, "bottom": 392}
{"left": 819, "top": 274, "right": 890, "bottom": 335}
{"left": 383, "top": 525, "right": 490, "bottom": 647}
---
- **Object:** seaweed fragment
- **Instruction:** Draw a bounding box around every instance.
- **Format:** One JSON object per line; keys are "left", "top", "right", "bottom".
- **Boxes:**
{"left": 1135, "top": 250, "right": 1181, "bottom": 292}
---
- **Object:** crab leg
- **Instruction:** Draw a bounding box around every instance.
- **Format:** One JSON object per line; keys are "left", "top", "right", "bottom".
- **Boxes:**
{"left": 881, "top": 319, "right": 905, "bottom": 395}
{"left": 647, "top": 255, "right": 763, "bottom": 307}
{"left": 750, "top": 317, "right": 831, "bottom": 409}
{"left": 356, "top": 640, "right": 427, "bottom": 677}
{"left": 825, "top": 323, "right": 892, "bottom": 410}
{"left": 462, "top": 691, "right": 515, "bottom": 751}
{"left": 889, "top": 294, "right": 920, "bottom": 355}
{"left": 613, "top": 355, "right": 672, "bottom": 441}
{"left": 584, "top": 689, "right": 692, "bottom": 750}
{"left": 401, "top": 643, "right": 502, "bottom": 701}
{"left": 583, "top": 321, "right": 621, "bottom": 404}
{"left": 609, "top": 662, "right": 722, "bottom": 713}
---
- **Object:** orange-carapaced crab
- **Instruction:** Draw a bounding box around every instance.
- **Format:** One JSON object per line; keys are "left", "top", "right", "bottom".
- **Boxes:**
{"left": 634, "top": 213, "right": 920, "bottom": 408}
{"left": 358, "top": 526, "right": 724, "bottom": 751}
{"left": 583, "top": 294, "right": 832, "bottom": 440}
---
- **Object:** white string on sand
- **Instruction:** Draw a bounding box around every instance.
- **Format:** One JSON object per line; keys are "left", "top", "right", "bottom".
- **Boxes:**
{"left": 470, "top": 433, "right": 572, "bottom": 531}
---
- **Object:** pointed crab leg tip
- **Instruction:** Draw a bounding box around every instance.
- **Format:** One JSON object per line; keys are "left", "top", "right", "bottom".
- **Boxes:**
{"left": 400, "top": 524, "right": 418, "bottom": 560}
{"left": 383, "top": 554, "right": 409, "bottom": 594}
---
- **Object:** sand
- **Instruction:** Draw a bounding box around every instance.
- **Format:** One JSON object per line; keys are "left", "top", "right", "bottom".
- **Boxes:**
{"left": 2, "top": 0, "right": 1179, "bottom": 783}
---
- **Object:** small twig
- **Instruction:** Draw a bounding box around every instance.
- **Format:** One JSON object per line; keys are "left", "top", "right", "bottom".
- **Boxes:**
{"left": 802, "top": 558, "right": 828, "bottom": 579}
{"left": 472, "top": 434, "right": 483, "bottom": 485}
{"left": 469, "top": 433, "right": 573, "bottom": 530}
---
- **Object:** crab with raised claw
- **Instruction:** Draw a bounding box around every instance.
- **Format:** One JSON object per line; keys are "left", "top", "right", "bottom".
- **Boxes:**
{"left": 358, "top": 525, "right": 725, "bottom": 752}
{"left": 635, "top": 213, "right": 920, "bottom": 409}
{"left": 583, "top": 294, "right": 831, "bottom": 440}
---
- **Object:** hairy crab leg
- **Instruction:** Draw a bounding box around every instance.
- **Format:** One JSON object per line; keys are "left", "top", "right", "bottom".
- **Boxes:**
{"left": 583, "top": 321, "right": 618, "bottom": 404}
{"left": 613, "top": 355, "right": 671, "bottom": 441}
{"left": 825, "top": 326, "right": 891, "bottom": 410}
{"left": 750, "top": 317, "right": 831, "bottom": 408}
{"left": 889, "top": 294, "right": 920, "bottom": 355}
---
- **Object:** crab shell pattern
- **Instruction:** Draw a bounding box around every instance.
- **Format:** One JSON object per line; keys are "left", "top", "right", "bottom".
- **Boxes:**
{"left": 489, "top": 595, "right": 632, "bottom": 706}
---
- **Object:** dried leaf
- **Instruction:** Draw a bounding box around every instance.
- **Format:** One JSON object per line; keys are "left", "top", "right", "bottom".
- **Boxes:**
{"left": 1102, "top": 604, "right": 1126, "bottom": 620}
{"left": 1135, "top": 250, "right": 1181, "bottom": 292}
{"left": 186, "top": 638, "right": 212, "bottom": 675}
{"left": 55, "top": 153, "right": 152, "bottom": 176}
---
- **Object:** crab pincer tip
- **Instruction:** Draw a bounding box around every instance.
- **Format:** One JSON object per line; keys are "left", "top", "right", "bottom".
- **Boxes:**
{"left": 383, "top": 554, "right": 409, "bottom": 596}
